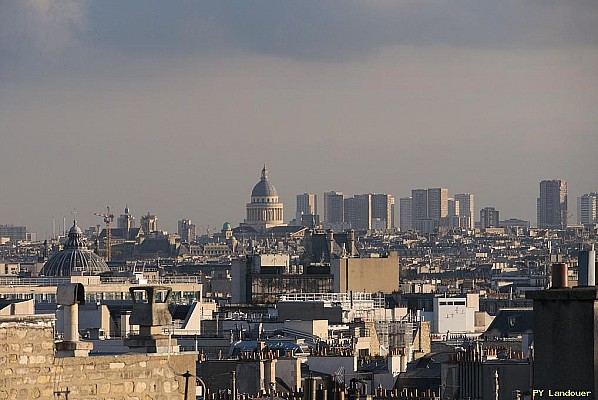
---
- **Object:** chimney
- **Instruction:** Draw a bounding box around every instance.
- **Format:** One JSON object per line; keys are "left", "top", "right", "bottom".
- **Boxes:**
{"left": 578, "top": 244, "right": 596, "bottom": 286}
{"left": 327, "top": 230, "right": 335, "bottom": 257}
{"left": 55, "top": 283, "right": 93, "bottom": 357}
{"left": 124, "top": 286, "right": 178, "bottom": 353}
{"left": 551, "top": 263, "right": 568, "bottom": 288}
{"left": 347, "top": 229, "right": 356, "bottom": 256}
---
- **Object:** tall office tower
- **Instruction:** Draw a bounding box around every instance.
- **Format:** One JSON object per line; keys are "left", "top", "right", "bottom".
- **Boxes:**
{"left": 427, "top": 188, "right": 449, "bottom": 220}
{"left": 411, "top": 189, "right": 428, "bottom": 221}
{"left": 324, "top": 191, "right": 345, "bottom": 226}
{"left": 578, "top": 193, "right": 598, "bottom": 225}
{"left": 371, "top": 193, "right": 395, "bottom": 229}
{"left": 296, "top": 193, "right": 317, "bottom": 222}
{"left": 411, "top": 188, "right": 450, "bottom": 232}
{"left": 454, "top": 193, "right": 475, "bottom": 229}
{"left": 444, "top": 198, "right": 466, "bottom": 228}
{"left": 411, "top": 189, "right": 431, "bottom": 232}
{"left": 399, "top": 197, "right": 413, "bottom": 231}
{"left": 140, "top": 213, "right": 158, "bottom": 234}
{"left": 480, "top": 207, "right": 500, "bottom": 229}
{"left": 448, "top": 198, "right": 459, "bottom": 217}
{"left": 0, "top": 225, "right": 27, "bottom": 242}
{"left": 344, "top": 194, "right": 372, "bottom": 230}
{"left": 178, "top": 219, "right": 196, "bottom": 243}
{"left": 537, "top": 180, "right": 568, "bottom": 229}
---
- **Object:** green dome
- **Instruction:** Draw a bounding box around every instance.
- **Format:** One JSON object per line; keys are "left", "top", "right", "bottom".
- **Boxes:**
{"left": 222, "top": 222, "right": 232, "bottom": 231}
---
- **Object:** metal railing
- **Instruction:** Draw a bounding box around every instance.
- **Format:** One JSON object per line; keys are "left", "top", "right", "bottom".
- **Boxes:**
{"left": 0, "top": 277, "right": 70, "bottom": 286}
{"left": 0, "top": 275, "right": 200, "bottom": 287}
{"left": 279, "top": 292, "right": 385, "bottom": 308}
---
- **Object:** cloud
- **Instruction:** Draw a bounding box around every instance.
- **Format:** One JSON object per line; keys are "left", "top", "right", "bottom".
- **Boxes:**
{"left": 3, "top": 1, "right": 598, "bottom": 67}
{"left": 4, "top": 1, "right": 86, "bottom": 54}
{"left": 75, "top": 1, "right": 598, "bottom": 61}
{"left": 1, "top": 1, "right": 597, "bottom": 233}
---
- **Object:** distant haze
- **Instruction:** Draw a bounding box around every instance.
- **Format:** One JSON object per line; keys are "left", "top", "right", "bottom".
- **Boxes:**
{"left": 1, "top": 1, "right": 597, "bottom": 235}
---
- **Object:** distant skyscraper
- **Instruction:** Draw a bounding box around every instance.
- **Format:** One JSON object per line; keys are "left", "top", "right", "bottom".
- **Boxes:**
{"left": 445, "top": 198, "right": 469, "bottom": 228}
{"left": 140, "top": 213, "right": 158, "bottom": 234}
{"left": 178, "top": 219, "right": 196, "bottom": 243}
{"left": 427, "top": 188, "right": 448, "bottom": 220}
{"left": 448, "top": 198, "right": 459, "bottom": 217}
{"left": 0, "top": 225, "right": 28, "bottom": 242}
{"left": 411, "top": 189, "right": 428, "bottom": 221}
{"left": 411, "top": 188, "right": 448, "bottom": 232}
{"left": 324, "top": 191, "right": 345, "bottom": 227}
{"left": 578, "top": 193, "right": 598, "bottom": 225}
{"left": 480, "top": 207, "right": 500, "bottom": 229}
{"left": 537, "top": 180, "right": 568, "bottom": 229}
{"left": 296, "top": 193, "right": 317, "bottom": 222}
{"left": 399, "top": 197, "right": 413, "bottom": 231}
{"left": 454, "top": 193, "right": 475, "bottom": 229}
{"left": 371, "top": 193, "right": 395, "bottom": 229}
{"left": 344, "top": 194, "right": 372, "bottom": 231}
{"left": 411, "top": 189, "right": 431, "bottom": 232}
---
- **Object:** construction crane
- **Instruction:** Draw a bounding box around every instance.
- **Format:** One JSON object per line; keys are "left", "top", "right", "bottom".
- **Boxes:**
{"left": 95, "top": 206, "right": 114, "bottom": 262}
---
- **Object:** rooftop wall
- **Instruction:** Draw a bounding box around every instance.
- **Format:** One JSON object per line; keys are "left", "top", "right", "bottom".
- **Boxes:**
{"left": 331, "top": 252, "right": 399, "bottom": 293}
{"left": 0, "top": 314, "right": 196, "bottom": 399}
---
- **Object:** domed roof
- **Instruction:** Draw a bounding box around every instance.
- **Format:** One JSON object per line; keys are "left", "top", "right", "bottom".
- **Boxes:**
{"left": 222, "top": 222, "right": 232, "bottom": 231}
{"left": 251, "top": 165, "right": 278, "bottom": 197}
{"left": 40, "top": 220, "right": 109, "bottom": 277}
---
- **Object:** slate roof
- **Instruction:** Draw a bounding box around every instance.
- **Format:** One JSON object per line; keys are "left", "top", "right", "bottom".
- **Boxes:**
{"left": 233, "top": 225, "right": 259, "bottom": 235}
{"left": 394, "top": 352, "right": 453, "bottom": 393}
{"left": 483, "top": 308, "right": 533, "bottom": 339}
{"left": 267, "top": 226, "right": 308, "bottom": 237}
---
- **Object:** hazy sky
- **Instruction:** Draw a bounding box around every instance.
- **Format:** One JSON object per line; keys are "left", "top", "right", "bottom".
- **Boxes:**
{"left": 1, "top": 1, "right": 597, "bottom": 236}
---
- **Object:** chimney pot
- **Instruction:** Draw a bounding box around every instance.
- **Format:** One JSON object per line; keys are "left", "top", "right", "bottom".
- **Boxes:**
{"left": 551, "top": 263, "right": 568, "bottom": 288}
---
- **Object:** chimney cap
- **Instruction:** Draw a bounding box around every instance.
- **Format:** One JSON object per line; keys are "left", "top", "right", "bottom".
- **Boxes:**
{"left": 129, "top": 286, "right": 172, "bottom": 304}
{"left": 57, "top": 283, "right": 85, "bottom": 306}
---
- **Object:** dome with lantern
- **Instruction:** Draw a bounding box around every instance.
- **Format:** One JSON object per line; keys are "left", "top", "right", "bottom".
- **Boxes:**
{"left": 40, "top": 220, "right": 109, "bottom": 277}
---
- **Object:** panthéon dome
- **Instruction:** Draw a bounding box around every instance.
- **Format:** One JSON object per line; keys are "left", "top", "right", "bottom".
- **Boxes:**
{"left": 243, "top": 165, "right": 285, "bottom": 232}
{"left": 251, "top": 165, "right": 279, "bottom": 197}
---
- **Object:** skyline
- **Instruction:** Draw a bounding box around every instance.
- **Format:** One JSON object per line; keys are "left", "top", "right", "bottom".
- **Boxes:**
{"left": 1, "top": 1, "right": 597, "bottom": 235}
{"left": 1, "top": 169, "right": 592, "bottom": 236}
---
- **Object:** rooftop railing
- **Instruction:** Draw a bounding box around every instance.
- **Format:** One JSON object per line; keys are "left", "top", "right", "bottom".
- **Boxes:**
{"left": 0, "top": 275, "right": 200, "bottom": 287}
{"left": 279, "top": 292, "right": 385, "bottom": 308}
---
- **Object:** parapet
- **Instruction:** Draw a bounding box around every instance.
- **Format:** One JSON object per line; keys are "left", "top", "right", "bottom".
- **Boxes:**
{"left": 0, "top": 313, "right": 54, "bottom": 326}
{"left": 525, "top": 286, "right": 598, "bottom": 301}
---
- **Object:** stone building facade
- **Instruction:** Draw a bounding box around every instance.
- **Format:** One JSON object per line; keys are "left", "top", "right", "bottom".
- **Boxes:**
{"left": 0, "top": 314, "right": 196, "bottom": 399}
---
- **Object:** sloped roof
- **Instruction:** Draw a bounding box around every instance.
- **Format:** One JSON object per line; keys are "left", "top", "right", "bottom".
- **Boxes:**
{"left": 483, "top": 308, "right": 533, "bottom": 338}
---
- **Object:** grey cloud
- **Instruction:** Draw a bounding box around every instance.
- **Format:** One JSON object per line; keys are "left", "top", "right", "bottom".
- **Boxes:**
{"left": 3, "top": 1, "right": 598, "bottom": 72}
{"left": 1, "top": 1, "right": 597, "bottom": 234}
{"left": 79, "top": 1, "right": 598, "bottom": 60}
{"left": 0, "top": 1, "right": 86, "bottom": 57}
